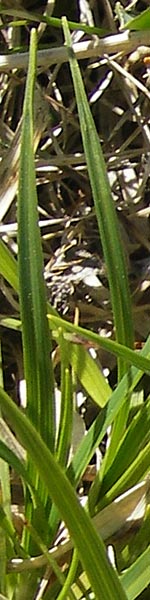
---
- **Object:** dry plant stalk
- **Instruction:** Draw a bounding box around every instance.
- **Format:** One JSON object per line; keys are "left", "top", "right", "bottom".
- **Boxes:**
{"left": 0, "top": 31, "right": 150, "bottom": 71}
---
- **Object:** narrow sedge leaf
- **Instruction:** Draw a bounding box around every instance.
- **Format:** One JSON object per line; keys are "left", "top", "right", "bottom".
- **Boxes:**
{"left": 96, "top": 442, "right": 150, "bottom": 513}
{"left": 56, "top": 330, "right": 73, "bottom": 466}
{"left": 62, "top": 18, "right": 133, "bottom": 376}
{"left": 56, "top": 548, "right": 79, "bottom": 600}
{"left": 18, "top": 28, "right": 54, "bottom": 453}
{"left": 18, "top": 28, "right": 55, "bottom": 551}
{"left": 62, "top": 17, "right": 134, "bottom": 458}
{"left": 121, "top": 546, "right": 150, "bottom": 600}
{"left": 0, "top": 387, "right": 127, "bottom": 600}
{"left": 56, "top": 367, "right": 72, "bottom": 466}
{"left": 122, "top": 7, "right": 150, "bottom": 31}
{"left": 98, "top": 397, "right": 150, "bottom": 501}
{"left": 49, "top": 315, "right": 150, "bottom": 374}
{"left": 2, "top": 312, "right": 150, "bottom": 381}
{"left": 0, "top": 7, "right": 107, "bottom": 36}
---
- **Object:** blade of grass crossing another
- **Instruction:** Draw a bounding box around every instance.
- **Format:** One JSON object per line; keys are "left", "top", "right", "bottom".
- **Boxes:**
{"left": 49, "top": 314, "right": 150, "bottom": 374}
{"left": 62, "top": 18, "right": 134, "bottom": 371}
{"left": 68, "top": 334, "right": 150, "bottom": 505}
{"left": 0, "top": 387, "right": 128, "bottom": 600}
{"left": 62, "top": 18, "right": 134, "bottom": 456}
{"left": 95, "top": 395, "right": 150, "bottom": 504}
{"left": 120, "top": 546, "right": 150, "bottom": 600}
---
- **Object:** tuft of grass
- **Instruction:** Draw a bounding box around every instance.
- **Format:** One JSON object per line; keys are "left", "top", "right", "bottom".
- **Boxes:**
{"left": 0, "top": 3, "right": 150, "bottom": 599}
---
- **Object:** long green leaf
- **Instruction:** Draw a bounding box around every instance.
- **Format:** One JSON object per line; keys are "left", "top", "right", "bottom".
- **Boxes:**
{"left": 18, "top": 27, "right": 54, "bottom": 450}
{"left": 0, "top": 7, "right": 106, "bottom": 36}
{"left": 49, "top": 314, "right": 150, "bottom": 374}
{"left": 17, "top": 27, "right": 55, "bottom": 554}
{"left": 0, "top": 386, "right": 127, "bottom": 600}
{"left": 61, "top": 16, "right": 135, "bottom": 464}
{"left": 61, "top": 19, "right": 133, "bottom": 375}
{"left": 122, "top": 7, "right": 150, "bottom": 31}
{"left": 2, "top": 311, "right": 150, "bottom": 378}
{"left": 97, "top": 397, "right": 150, "bottom": 502}
{"left": 121, "top": 546, "right": 150, "bottom": 600}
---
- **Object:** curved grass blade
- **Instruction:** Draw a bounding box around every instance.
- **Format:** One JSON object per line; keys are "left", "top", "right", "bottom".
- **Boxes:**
{"left": 0, "top": 386, "right": 128, "bottom": 600}
{"left": 2, "top": 311, "right": 150, "bottom": 375}
{"left": 49, "top": 314, "right": 150, "bottom": 374}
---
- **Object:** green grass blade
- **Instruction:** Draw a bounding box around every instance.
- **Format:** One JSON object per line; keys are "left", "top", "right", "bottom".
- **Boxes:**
{"left": 62, "top": 18, "right": 133, "bottom": 375}
{"left": 55, "top": 330, "right": 73, "bottom": 466}
{"left": 68, "top": 335, "right": 150, "bottom": 494}
{"left": 0, "top": 7, "right": 106, "bottom": 36}
{"left": 0, "top": 440, "right": 32, "bottom": 494}
{"left": 0, "top": 386, "right": 128, "bottom": 600}
{"left": 49, "top": 314, "right": 150, "bottom": 374}
{"left": 17, "top": 28, "right": 56, "bottom": 553}
{"left": 96, "top": 442, "right": 150, "bottom": 513}
{"left": 120, "top": 546, "right": 150, "bottom": 600}
{"left": 97, "top": 397, "right": 150, "bottom": 502}
{"left": 0, "top": 240, "right": 18, "bottom": 294}
{"left": 122, "top": 7, "right": 150, "bottom": 31}
{"left": 56, "top": 548, "right": 79, "bottom": 600}
{"left": 2, "top": 311, "right": 150, "bottom": 375}
{"left": 62, "top": 16, "right": 134, "bottom": 460}
{"left": 18, "top": 28, "right": 54, "bottom": 452}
